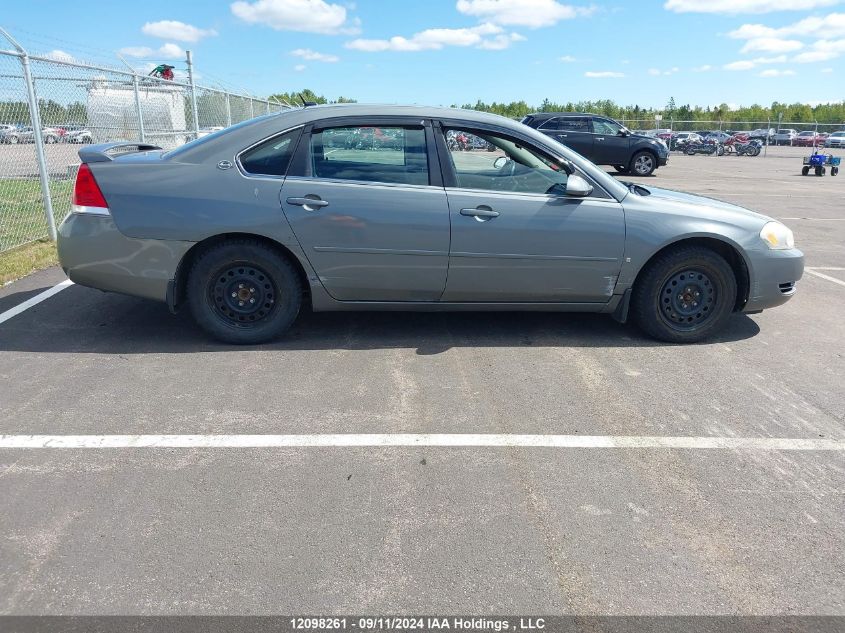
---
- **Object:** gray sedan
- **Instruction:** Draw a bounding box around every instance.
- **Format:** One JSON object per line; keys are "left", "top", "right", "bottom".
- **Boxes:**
{"left": 57, "top": 104, "right": 803, "bottom": 344}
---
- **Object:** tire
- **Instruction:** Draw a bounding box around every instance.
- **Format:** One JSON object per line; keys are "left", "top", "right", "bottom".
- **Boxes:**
{"left": 832, "top": 166, "right": 839, "bottom": 176}
{"left": 717, "top": 146, "right": 725, "bottom": 156}
{"left": 9, "top": 136, "right": 17, "bottom": 144}
{"left": 187, "top": 239, "right": 302, "bottom": 344}
{"left": 631, "top": 245, "right": 737, "bottom": 344}
{"left": 630, "top": 151, "right": 657, "bottom": 175}
{"left": 685, "top": 148, "right": 695, "bottom": 156}
{"left": 802, "top": 166, "right": 809, "bottom": 176}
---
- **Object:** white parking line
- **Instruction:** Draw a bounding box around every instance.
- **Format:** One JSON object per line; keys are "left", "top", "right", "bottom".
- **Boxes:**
{"left": 806, "top": 267, "right": 845, "bottom": 271}
{"left": 0, "top": 279, "right": 73, "bottom": 326}
{"left": 0, "top": 434, "right": 842, "bottom": 450}
{"left": 804, "top": 269, "right": 845, "bottom": 288}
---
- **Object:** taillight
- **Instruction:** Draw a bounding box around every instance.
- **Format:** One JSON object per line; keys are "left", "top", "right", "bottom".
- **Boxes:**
{"left": 71, "top": 163, "right": 109, "bottom": 215}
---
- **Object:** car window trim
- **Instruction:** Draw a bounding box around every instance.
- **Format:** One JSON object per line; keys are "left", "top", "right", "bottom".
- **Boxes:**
{"left": 298, "top": 117, "right": 439, "bottom": 188}
{"left": 433, "top": 119, "right": 612, "bottom": 200}
{"left": 235, "top": 124, "right": 305, "bottom": 180}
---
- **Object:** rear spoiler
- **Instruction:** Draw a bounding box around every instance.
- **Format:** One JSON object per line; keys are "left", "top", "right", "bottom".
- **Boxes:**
{"left": 78, "top": 142, "right": 163, "bottom": 163}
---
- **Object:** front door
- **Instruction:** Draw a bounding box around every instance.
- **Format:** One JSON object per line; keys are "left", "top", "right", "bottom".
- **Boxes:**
{"left": 590, "top": 117, "right": 632, "bottom": 166}
{"left": 437, "top": 125, "right": 625, "bottom": 303}
{"left": 281, "top": 122, "right": 450, "bottom": 301}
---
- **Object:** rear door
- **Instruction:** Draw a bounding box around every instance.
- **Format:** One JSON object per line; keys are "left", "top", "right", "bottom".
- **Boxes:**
{"left": 280, "top": 118, "right": 450, "bottom": 301}
{"left": 537, "top": 116, "right": 594, "bottom": 159}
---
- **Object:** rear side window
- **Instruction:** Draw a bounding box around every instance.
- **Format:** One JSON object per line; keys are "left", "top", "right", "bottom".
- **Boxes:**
{"left": 239, "top": 128, "right": 300, "bottom": 176}
{"left": 310, "top": 126, "right": 429, "bottom": 186}
{"left": 539, "top": 117, "right": 590, "bottom": 133}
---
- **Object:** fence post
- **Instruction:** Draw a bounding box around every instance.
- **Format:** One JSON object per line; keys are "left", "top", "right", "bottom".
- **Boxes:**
{"left": 248, "top": 95, "right": 255, "bottom": 119}
{"left": 0, "top": 27, "right": 56, "bottom": 241}
{"left": 266, "top": 100, "right": 270, "bottom": 115}
{"left": 186, "top": 50, "right": 200, "bottom": 139}
{"left": 225, "top": 92, "right": 232, "bottom": 127}
{"left": 132, "top": 74, "right": 146, "bottom": 143}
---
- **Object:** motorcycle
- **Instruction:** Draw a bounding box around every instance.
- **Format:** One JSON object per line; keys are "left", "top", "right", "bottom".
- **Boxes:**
{"left": 735, "top": 139, "right": 762, "bottom": 156}
{"left": 684, "top": 140, "right": 724, "bottom": 156}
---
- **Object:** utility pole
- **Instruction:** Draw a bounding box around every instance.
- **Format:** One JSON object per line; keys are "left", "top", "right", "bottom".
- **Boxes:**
{"left": 186, "top": 50, "right": 200, "bottom": 139}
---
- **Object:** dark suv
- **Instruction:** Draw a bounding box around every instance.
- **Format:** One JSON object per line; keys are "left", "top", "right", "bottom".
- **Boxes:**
{"left": 521, "top": 112, "right": 668, "bottom": 176}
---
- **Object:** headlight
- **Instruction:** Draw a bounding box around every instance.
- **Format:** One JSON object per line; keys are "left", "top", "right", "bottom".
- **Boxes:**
{"left": 759, "top": 221, "right": 795, "bottom": 250}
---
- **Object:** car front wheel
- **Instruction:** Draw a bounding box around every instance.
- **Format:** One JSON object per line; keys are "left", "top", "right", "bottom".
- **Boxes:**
{"left": 188, "top": 239, "right": 302, "bottom": 344}
{"left": 631, "top": 245, "right": 737, "bottom": 343}
{"left": 630, "top": 151, "right": 656, "bottom": 176}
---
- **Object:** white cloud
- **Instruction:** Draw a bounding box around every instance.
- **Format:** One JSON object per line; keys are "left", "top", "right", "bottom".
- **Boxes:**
{"left": 740, "top": 37, "right": 803, "bottom": 53}
{"left": 231, "top": 0, "right": 359, "bottom": 34}
{"left": 792, "top": 38, "right": 845, "bottom": 62}
{"left": 729, "top": 12, "right": 845, "bottom": 39}
{"left": 648, "top": 68, "right": 660, "bottom": 75}
{"left": 294, "top": 64, "right": 306, "bottom": 72}
{"left": 559, "top": 55, "right": 577, "bottom": 62}
{"left": 759, "top": 68, "right": 796, "bottom": 77}
{"left": 456, "top": 0, "right": 595, "bottom": 28}
{"left": 724, "top": 55, "right": 786, "bottom": 69}
{"left": 290, "top": 48, "right": 339, "bottom": 62}
{"left": 119, "top": 46, "right": 154, "bottom": 57}
{"left": 665, "top": 0, "right": 838, "bottom": 14}
{"left": 44, "top": 50, "right": 78, "bottom": 63}
{"left": 141, "top": 20, "right": 217, "bottom": 43}
{"left": 821, "top": 66, "right": 834, "bottom": 72}
{"left": 584, "top": 71, "right": 624, "bottom": 77}
{"left": 120, "top": 43, "right": 185, "bottom": 60}
{"left": 693, "top": 64, "right": 712, "bottom": 71}
{"left": 346, "top": 23, "right": 521, "bottom": 52}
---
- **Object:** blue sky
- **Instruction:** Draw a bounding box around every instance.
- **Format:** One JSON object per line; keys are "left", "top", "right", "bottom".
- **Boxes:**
{"left": 2, "top": 0, "right": 844, "bottom": 108}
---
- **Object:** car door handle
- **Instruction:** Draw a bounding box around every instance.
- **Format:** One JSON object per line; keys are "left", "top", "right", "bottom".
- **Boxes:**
{"left": 596, "top": 137, "right": 605, "bottom": 141}
{"left": 460, "top": 206, "right": 499, "bottom": 219}
{"left": 286, "top": 196, "right": 329, "bottom": 209}
{"left": 558, "top": 133, "right": 568, "bottom": 138}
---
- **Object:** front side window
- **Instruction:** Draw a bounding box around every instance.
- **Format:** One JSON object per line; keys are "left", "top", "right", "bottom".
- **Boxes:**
{"left": 239, "top": 129, "right": 300, "bottom": 176}
{"left": 310, "top": 126, "right": 429, "bottom": 186}
{"left": 443, "top": 128, "right": 571, "bottom": 195}
{"left": 592, "top": 119, "right": 622, "bottom": 136}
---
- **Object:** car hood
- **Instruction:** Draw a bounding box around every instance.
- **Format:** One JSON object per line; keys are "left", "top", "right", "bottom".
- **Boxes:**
{"left": 626, "top": 185, "right": 773, "bottom": 225}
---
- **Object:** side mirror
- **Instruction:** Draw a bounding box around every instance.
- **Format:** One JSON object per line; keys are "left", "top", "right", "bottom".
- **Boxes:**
{"left": 618, "top": 127, "right": 630, "bottom": 137}
{"left": 565, "top": 174, "right": 593, "bottom": 198}
{"left": 493, "top": 156, "right": 511, "bottom": 169}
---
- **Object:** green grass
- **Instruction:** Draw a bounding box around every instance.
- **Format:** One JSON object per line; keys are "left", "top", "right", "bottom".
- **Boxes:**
{"left": 0, "top": 178, "right": 73, "bottom": 252}
{"left": 0, "top": 239, "right": 58, "bottom": 285}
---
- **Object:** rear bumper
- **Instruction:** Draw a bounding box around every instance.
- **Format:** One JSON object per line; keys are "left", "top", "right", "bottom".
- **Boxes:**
{"left": 57, "top": 213, "right": 193, "bottom": 303}
{"left": 742, "top": 247, "right": 804, "bottom": 313}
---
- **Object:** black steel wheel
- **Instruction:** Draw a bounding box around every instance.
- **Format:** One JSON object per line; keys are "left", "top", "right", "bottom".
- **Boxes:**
{"left": 631, "top": 245, "right": 737, "bottom": 343}
{"left": 188, "top": 239, "right": 302, "bottom": 344}
{"left": 802, "top": 166, "right": 810, "bottom": 176}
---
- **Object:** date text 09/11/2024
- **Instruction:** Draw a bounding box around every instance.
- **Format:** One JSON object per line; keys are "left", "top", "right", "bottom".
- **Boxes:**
{"left": 289, "top": 617, "right": 547, "bottom": 631}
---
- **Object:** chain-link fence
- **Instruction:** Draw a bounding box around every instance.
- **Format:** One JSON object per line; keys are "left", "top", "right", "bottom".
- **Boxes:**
{"left": 0, "top": 28, "right": 286, "bottom": 253}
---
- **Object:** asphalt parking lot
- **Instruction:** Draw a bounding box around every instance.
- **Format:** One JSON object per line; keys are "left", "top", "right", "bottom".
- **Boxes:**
{"left": 0, "top": 148, "right": 843, "bottom": 617}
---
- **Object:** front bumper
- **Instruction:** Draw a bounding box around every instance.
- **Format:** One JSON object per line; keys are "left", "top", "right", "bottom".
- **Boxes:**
{"left": 658, "top": 156, "right": 668, "bottom": 167}
{"left": 57, "top": 213, "right": 193, "bottom": 303}
{"left": 742, "top": 247, "right": 804, "bottom": 313}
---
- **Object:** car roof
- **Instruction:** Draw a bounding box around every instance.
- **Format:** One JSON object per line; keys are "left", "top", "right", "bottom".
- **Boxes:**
{"left": 525, "top": 112, "right": 604, "bottom": 120}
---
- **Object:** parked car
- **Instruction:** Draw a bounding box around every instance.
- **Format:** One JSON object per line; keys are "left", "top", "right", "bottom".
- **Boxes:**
{"left": 749, "top": 128, "right": 776, "bottom": 144}
{"left": 0, "top": 124, "right": 21, "bottom": 144}
{"left": 793, "top": 131, "right": 814, "bottom": 147}
{"left": 704, "top": 131, "right": 732, "bottom": 144}
{"left": 774, "top": 129, "right": 798, "bottom": 146}
{"left": 521, "top": 112, "right": 669, "bottom": 176}
{"left": 57, "top": 104, "right": 802, "bottom": 345}
{"left": 670, "top": 132, "right": 702, "bottom": 150}
{"left": 64, "top": 126, "right": 93, "bottom": 144}
{"left": 18, "top": 126, "right": 61, "bottom": 144}
{"left": 824, "top": 131, "right": 845, "bottom": 148}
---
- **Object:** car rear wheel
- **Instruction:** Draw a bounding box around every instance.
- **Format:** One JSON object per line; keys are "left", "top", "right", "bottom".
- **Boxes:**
{"left": 631, "top": 245, "right": 737, "bottom": 344}
{"left": 188, "top": 240, "right": 302, "bottom": 344}
{"left": 630, "top": 151, "right": 657, "bottom": 176}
